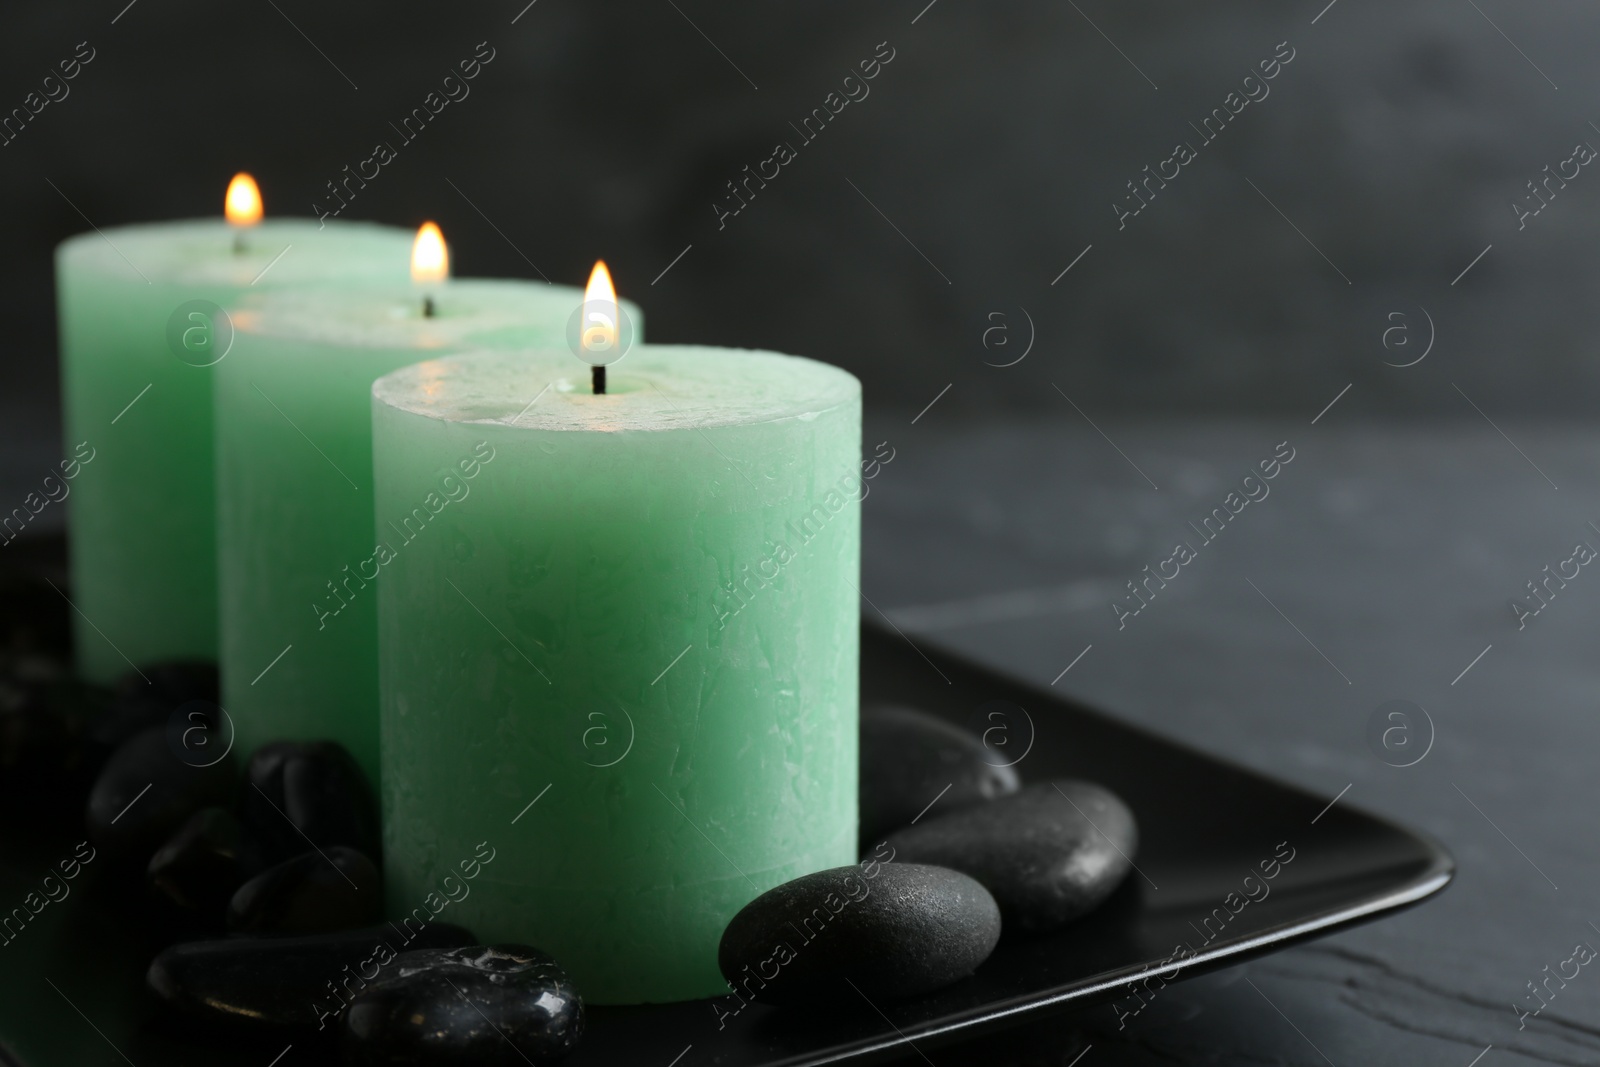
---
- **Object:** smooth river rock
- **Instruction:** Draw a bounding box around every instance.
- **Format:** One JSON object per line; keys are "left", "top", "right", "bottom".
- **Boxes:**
{"left": 227, "top": 847, "right": 380, "bottom": 934}
{"left": 344, "top": 944, "right": 585, "bottom": 1065}
{"left": 884, "top": 780, "right": 1138, "bottom": 933}
{"left": 85, "top": 726, "right": 237, "bottom": 862}
{"left": 240, "top": 740, "right": 380, "bottom": 866}
{"left": 147, "top": 807, "right": 246, "bottom": 918}
{"left": 859, "top": 704, "right": 1021, "bottom": 846}
{"left": 719, "top": 862, "right": 1001, "bottom": 1005}
{"left": 148, "top": 922, "right": 476, "bottom": 1031}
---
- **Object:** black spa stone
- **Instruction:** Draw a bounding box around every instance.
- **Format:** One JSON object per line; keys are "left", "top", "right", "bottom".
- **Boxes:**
{"left": 883, "top": 780, "right": 1138, "bottom": 933}
{"left": 84, "top": 726, "right": 236, "bottom": 861}
{"left": 343, "top": 944, "right": 585, "bottom": 1065}
{"left": 240, "top": 740, "right": 380, "bottom": 866}
{"left": 718, "top": 862, "right": 1001, "bottom": 1005}
{"left": 147, "top": 922, "right": 476, "bottom": 1032}
{"left": 147, "top": 807, "right": 246, "bottom": 918}
{"left": 859, "top": 704, "right": 1021, "bottom": 845}
{"left": 227, "top": 846, "right": 380, "bottom": 934}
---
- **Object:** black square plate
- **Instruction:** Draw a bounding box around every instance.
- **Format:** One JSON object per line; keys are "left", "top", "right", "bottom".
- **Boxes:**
{"left": 0, "top": 615, "right": 1451, "bottom": 1067}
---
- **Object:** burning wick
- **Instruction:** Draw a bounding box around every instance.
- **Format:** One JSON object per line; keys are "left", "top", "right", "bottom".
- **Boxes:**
{"left": 225, "top": 172, "right": 262, "bottom": 255}
{"left": 411, "top": 222, "right": 449, "bottom": 318}
{"left": 581, "top": 260, "right": 619, "bottom": 395}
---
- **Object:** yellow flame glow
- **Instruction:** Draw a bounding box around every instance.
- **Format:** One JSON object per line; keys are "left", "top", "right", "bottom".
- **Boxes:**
{"left": 582, "top": 260, "right": 618, "bottom": 352}
{"left": 411, "top": 222, "right": 449, "bottom": 284}
{"left": 225, "top": 173, "right": 262, "bottom": 226}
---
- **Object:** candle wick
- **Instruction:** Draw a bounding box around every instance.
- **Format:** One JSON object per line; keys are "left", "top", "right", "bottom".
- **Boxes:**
{"left": 592, "top": 365, "right": 606, "bottom": 395}
{"left": 422, "top": 295, "right": 436, "bottom": 318}
{"left": 232, "top": 232, "right": 247, "bottom": 256}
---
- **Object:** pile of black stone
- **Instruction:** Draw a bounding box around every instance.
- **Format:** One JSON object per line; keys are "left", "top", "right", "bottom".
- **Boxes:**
{"left": 128, "top": 734, "right": 583, "bottom": 1065}
{"left": 0, "top": 570, "right": 583, "bottom": 1066}
{"left": 719, "top": 705, "right": 1139, "bottom": 1006}
{"left": 3, "top": 564, "right": 1138, "bottom": 1056}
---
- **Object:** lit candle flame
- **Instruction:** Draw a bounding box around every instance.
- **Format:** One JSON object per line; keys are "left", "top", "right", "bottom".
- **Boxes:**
{"left": 411, "top": 222, "right": 449, "bottom": 284}
{"left": 582, "top": 260, "right": 618, "bottom": 353}
{"left": 225, "top": 173, "right": 263, "bottom": 227}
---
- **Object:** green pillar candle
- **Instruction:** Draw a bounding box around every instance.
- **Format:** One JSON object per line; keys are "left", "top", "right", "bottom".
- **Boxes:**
{"left": 370, "top": 347, "right": 862, "bottom": 1004}
{"left": 54, "top": 213, "right": 413, "bottom": 682}
{"left": 219, "top": 278, "right": 641, "bottom": 784}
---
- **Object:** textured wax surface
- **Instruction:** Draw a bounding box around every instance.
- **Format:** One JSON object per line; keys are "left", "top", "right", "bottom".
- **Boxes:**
{"left": 216, "top": 281, "right": 627, "bottom": 785}
{"left": 372, "top": 346, "right": 861, "bottom": 1004}
{"left": 375, "top": 344, "right": 862, "bottom": 432}
{"left": 55, "top": 218, "right": 414, "bottom": 681}
{"left": 59, "top": 218, "right": 415, "bottom": 287}
{"left": 229, "top": 278, "right": 641, "bottom": 352}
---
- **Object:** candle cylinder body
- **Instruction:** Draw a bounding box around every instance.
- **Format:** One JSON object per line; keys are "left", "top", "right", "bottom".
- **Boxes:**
{"left": 372, "top": 348, "right": 861, "bottom": 1003}
{"left": 218, "top": 282, "right": 632, "bottom": 783}
{"left": 53, "top": 220, "right": 412, "bottom": 681}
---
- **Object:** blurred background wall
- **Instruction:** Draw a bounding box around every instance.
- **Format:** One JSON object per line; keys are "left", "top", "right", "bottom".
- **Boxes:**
{"left": 3, "top": 0, "right": 1596, "bottom": 449}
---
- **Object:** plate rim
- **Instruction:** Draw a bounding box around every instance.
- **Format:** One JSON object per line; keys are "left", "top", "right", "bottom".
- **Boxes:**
{"left": 792, "top": 621, "right": 1459, "bottom": 1065}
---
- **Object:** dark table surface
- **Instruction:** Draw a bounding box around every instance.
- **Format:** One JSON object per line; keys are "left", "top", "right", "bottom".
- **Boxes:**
{"left": 858, "top": 415, "right": 1594, "bottom": 1067}
{"left": 1, "top": 414, "right": 1588, "bottom": 1066}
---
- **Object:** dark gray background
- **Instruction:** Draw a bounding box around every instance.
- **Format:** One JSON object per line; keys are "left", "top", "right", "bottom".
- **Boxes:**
{"left": 4, "top": 0, "right": 1598, "bottom": 441}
